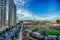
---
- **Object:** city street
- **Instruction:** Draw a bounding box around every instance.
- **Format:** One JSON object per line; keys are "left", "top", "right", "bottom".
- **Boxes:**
{"left": 18, "top": 26, "right": 23, "bottom": 40}
{"left": 0, "top": 0, "right": 60, "bottom": 40}
{"left": 0, "top": 24, "right": 21, "bottom": 40}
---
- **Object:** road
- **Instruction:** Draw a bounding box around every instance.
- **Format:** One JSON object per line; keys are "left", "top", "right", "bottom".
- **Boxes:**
{"left": 0, "top": 24, "right": 23, "bottom": 40}
{"left": 0, "top": 25, "right": 21, "bottom": 40}
{"left": 5, "top": 25, "right": 20, "bottom": 40}
{"left": 18, "top": 23, "right": 23, "bottom": 40}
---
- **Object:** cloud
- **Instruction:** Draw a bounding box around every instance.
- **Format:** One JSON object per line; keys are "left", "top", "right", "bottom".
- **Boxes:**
{"left": 14, "top": 0, "right": 31, "bottom": 6}
{"left": 17, "top": 9, "right": 32, "bottom": 17}
{"left": 17, "top": 9, "right": 39, "bottom": 20}
{"left": 16, "top": 9, "right": 22, "bottom": 13}
{"left": 17, "top": 9, "right": 60, "bottom": 20}
{"left": 14, "top": 0, "right": 19, "bottom": 4}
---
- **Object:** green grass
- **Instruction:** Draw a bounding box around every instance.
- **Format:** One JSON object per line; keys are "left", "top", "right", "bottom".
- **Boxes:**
{"left": 45, "top": 29, "right": 60, "bottom": 36}
{"left": 24, "top": 25, "right": 60, "bottom": 36}
{"left": 26, "top": 25, "right": 47, "bottom": 29}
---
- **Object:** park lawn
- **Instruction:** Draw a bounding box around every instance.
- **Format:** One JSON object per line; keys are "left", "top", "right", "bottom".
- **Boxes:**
{"left": 27, "top": 25, "right": 47, "bottom": 29}
{"left": 45, "top": 29, "right": 60, "bottom": 36}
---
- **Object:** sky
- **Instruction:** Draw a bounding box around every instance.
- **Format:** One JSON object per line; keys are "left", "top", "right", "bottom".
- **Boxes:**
{"left": 14, "top": 0, "right": 60, "bottom": 20}
{"left": 6, "top": 0, "right": 9, "bottom": 20}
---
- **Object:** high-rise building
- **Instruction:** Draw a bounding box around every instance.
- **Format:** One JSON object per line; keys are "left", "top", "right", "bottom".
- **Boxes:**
{"left": 0, "top": 0, "right": 2, "bottom": 28}
{"left": 8, "top": 0, "right": 16, "bottom": 28}
{"left": 0, "top": 0, "right": 6, "bottom": 28}
{"left": 12, "top": 3, "right": 16, "bottom": 26}
{"left": 0, "top": 0, "right": 16, "bottom": 29}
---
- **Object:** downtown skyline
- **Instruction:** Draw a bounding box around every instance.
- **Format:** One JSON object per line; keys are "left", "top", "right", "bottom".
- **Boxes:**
{"left": 14, "top": 0, "right": 60, "bottom": 20}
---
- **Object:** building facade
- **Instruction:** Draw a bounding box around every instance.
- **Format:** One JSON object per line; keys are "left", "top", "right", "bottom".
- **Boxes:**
{"left": 0, "top": 0, "right": 1, "bottom": 28}
{"left": 12, "top": 3, "right": 16, "bottom": 26}
{"left": 0, "top": 0, "right": 16, "bottom": 29}
{"left": 8, "top": 0, "right": 16, "bottom": 28}
{"left": 52, "top": 20, "right": 60, "bottom": 26}
{"left": 0, "top": 0, "right": 6, "bottom": 28}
